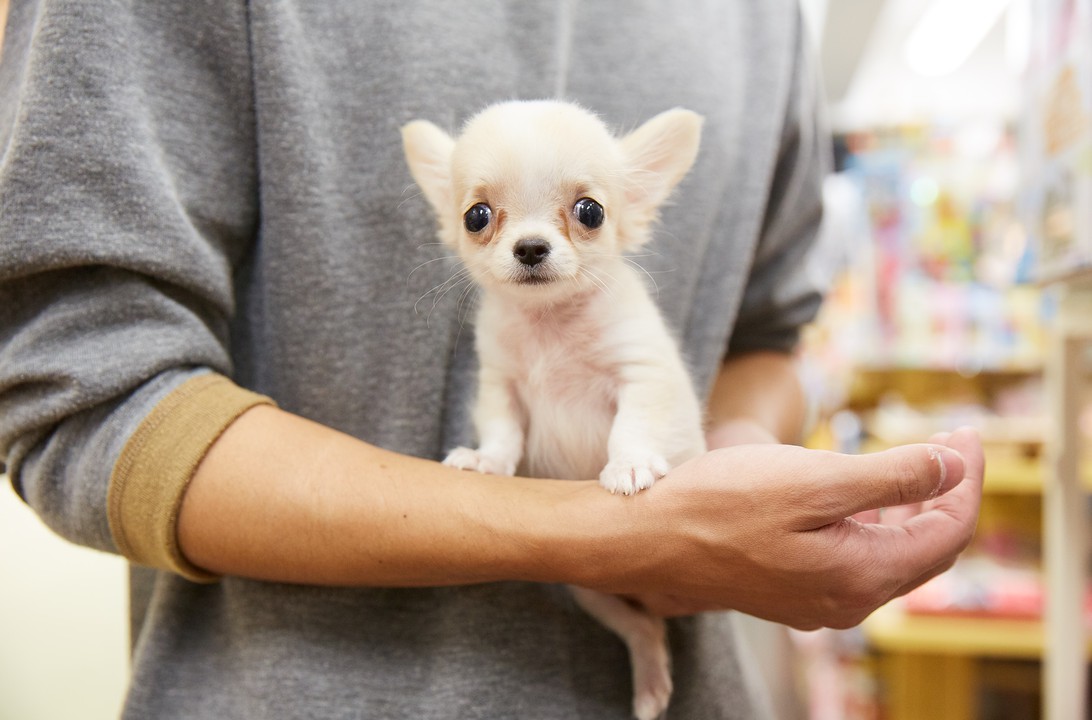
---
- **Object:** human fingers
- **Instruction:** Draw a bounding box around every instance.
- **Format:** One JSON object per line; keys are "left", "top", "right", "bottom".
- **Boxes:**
{"left": 881, "top": 504, "right": 919, "bottom": 525}
{"left": 894, "top": 556, "right": 957, "bottom": 599}
{"left": 793, "top": 443, "right": 966, "bottom": 529}
{"left": 895, "top": 427, "right": 984, "bottom": 548}
{"left": 892, "top": 432, "right": 953, "bottom": 515}
{"left": 937, "top": 427, "right": 985, "bottom": 512}
{"left": 898, "top": 427, "right": 984, "bottom": 527}
{"left": 839, "top": 429, "right": 983, "bottom": 596}
{"left": 929, "top": 431, "right": 953, "bottom": 445}
{"left": 794, "top": 513, "right": 970, "bottom": 630}
{"left": 853, "top": 509, "right": 882, "bottom": 524}
{"left": 873, "top": 432, "right": 961, "bottom": 524}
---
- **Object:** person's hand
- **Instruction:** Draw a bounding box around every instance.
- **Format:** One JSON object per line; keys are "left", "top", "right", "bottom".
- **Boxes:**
{"left": 851, "top": 430, "right": 965, "bottom": 526}
{"left": 594, "top": 427, "right": 982, "bottom": 629}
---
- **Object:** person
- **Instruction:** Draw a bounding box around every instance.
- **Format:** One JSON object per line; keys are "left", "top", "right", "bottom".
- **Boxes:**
{"left": 0, "top": 1, "right": 983, "bottom": 718}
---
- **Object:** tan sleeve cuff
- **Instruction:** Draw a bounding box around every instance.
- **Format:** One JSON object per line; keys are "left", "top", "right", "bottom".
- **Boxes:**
{"left": 107, "top": 373, "right": 275, "bottom": 582}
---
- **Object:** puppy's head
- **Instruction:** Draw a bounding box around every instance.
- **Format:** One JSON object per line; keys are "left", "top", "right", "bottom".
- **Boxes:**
{"left": 402, "top": 101, "right": 702, "bottom": 302}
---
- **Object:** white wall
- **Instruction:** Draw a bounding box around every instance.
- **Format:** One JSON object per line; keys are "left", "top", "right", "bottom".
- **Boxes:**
{"left": 0, "top": 479, "right": 129, "bottom": 720}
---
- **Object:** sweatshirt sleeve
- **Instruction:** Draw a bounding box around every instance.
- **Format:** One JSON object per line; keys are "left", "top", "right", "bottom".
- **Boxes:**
{"left": 107, "top": 374, "right": 272, "bottom": 581}
{"left": 728, "top": 10, "right": 832, "bottom": 356}
{"left": 0, "top": 0, "right": 262, "bottom": 577}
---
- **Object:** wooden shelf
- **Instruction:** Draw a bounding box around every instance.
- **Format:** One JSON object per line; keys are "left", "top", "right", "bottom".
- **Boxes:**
{"left": 863, "top": 602, "right": 1071, "bottom": 720}
{"left": 865, "top": 602, "right": 1049, "bottom": 659}
{"left": 868, "top": 415, "right": 1046, "bottom": 448}
{"left": 985, "top": 454, "right": 1046, "bottom": 494}
{"left": 985, "top": 454, "right": 1092, "bottom": 494}
{"left": 847, "top": 364, "right": 1045, "bottom": 413}
{"left": 852, "top": 363, "right": 1045, "bottom": 377}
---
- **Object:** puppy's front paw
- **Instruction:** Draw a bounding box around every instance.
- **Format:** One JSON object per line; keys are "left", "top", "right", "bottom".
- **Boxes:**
{"left": 599, "top": 455, "right": 670, "bottom": 495}
{"left": 443, "top": 447, "right": 517, "bottom": 476}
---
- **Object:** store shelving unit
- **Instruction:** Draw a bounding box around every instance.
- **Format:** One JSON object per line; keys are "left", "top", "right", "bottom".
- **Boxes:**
{"left": 866, "top": 606, "right": 1060, "bottom": 720}
{"left": 802, "top": 354, "right": 1055, "bottom": 716}
{"left": 858, "top": 436, "right": 1091, "bottom": 719}
{"left": 1041, "top": 278, "right": 1092, "bottom": 720}
{"left": 1020, "top": 0, "right": 1092, "bottom": 712}
{"left": 804, "top": 1, "right": 1092, "bottom": 704}
{"left": 860, "top": 281, "right": 1092, "bottom": 720}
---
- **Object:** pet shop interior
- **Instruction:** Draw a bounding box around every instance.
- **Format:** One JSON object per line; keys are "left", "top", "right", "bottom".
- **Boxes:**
{"left": 1, "top": 1, "right": 1091, "bottom": 718}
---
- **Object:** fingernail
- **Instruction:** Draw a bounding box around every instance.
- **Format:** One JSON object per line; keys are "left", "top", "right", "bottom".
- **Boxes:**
{"left": 928, "top": 446, "right": 965, "bottom": 497}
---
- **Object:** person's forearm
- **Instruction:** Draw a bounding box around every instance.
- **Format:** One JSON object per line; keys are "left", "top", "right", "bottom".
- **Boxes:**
{"left": 175, "top": 401, "right": 982, "bottom": 631}
{"left": 177, "top": 405, "right": 624, "bottom": 587}
{"left": 705, "top": 350, "right": 806, "bottom": 446}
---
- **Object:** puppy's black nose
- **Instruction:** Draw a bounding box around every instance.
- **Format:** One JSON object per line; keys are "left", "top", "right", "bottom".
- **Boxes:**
{"left": 513, "top": 237, "right": 551, "bottom": 266}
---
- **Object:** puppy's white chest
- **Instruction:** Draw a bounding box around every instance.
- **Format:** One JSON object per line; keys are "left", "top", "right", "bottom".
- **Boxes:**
{"left": 497, "top": 312, "right": 618, "bottom": 480}
{"left": 523, "top": 331, "right": 613, "bottom": 399}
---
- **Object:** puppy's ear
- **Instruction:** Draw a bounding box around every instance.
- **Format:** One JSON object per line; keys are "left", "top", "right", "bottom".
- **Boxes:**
{"left": 402, "top": 120, "right": 456, "bottom": 218}
{"left": 620, "top": 108, "right": 703, "bottom": 222}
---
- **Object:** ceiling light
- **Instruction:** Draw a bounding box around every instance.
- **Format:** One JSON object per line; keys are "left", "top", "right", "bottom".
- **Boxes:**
{"left": 1006, "top": 0, "right": 1031, "bottom": 73}
{"left": 905, "top": 0, "right": 1011, "bottom": 77}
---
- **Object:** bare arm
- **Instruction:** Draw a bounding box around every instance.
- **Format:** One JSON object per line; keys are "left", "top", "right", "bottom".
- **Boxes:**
{"left": 177, "top": 404, "right": 608, "bottom": 586}
{"left": 705, "top": 350, "right": 806, "bottom": 447}
{"left": 176, "top": 353, "right": 802, "bottom": 587}
{"left": 178, "top": 400, "right": 981, "bottom": 631}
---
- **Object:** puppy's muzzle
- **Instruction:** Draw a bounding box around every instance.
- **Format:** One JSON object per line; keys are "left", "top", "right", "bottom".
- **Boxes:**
{"left": 513, "top": 237, "right": 551, "bottom": 267}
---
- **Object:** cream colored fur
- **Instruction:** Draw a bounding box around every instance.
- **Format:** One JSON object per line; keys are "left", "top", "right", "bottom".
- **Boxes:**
{"left": 402, "top": 100, "right": 706, "bottom": 720}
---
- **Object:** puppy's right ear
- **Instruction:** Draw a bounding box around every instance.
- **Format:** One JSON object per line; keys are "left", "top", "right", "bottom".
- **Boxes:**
{"left": 401, "top": 120, "right": 455, "bottom": 217}
{"left": 620, "top": 108, "right": 703, "bottom": 214}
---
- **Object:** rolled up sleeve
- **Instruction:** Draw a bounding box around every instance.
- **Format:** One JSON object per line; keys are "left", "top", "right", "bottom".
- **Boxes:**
{"left": 729, "top": 14, "right": 832, "bottom": 356}
{"left": 0, "top": 0, "right": 261, "bottom": 576}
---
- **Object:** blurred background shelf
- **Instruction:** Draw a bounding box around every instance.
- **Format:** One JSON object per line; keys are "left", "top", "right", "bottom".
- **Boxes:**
{"left": 795, "top": 0, "right": 1092, "bottom": 715}
{"left": 865, "top": 601, "right": 1054, "bottom": 659}
{"left": 863, "top": 599, "right": 1092, "bottom": 720}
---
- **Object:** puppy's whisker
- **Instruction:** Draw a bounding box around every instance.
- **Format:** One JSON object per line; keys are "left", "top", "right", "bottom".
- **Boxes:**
{"left": 397, "top": 185, "right": 427, "bottom": 210}
{"left": 622, "top": 250, "right": 663, "bottom": 261}
{"left": 583, "top": 249, "right": 672, "bottom": 298}
{"left": 431, "top": 269, "right": 473, "bottom": 304}
{"left": 433, "top": 274, "right": 471, "bottom": 307}
{"left": 408, "top": 254, "right": 460, "bottom": 279}
{"left": 451, "top": 281, "right": 480, "bottom": 354}
{"left": 620, "top": 256, "right": 663, "bottom": 297}
{"left": 438, "top": 279, "right": 473, "bottom": 325}
{"left": 415, "top": 267, "right": 473, "bottom": 324}
{"left": 414, "top": 266, "right": 468, "bottom": 307}
{"left": 579, "top": 267, "right": 614, "bottom": 299}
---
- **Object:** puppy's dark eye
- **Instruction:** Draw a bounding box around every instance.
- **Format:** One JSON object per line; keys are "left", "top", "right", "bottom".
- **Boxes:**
{"left": 573, "top": 198, "right": 604, "bottom": 229}
{"left": 464, "top": 203, "right": 492, "bottom": 233}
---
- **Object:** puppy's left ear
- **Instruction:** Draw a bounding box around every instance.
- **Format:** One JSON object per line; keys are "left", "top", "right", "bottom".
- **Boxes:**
{"left": 402, "top": 120, "right": 455, "bottom": 218}
{"left": 620, "top": 108, "right": 703, "bottom": 221}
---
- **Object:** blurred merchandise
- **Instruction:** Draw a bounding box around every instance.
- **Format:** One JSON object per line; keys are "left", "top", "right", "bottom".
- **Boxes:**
{"left": 796, "top": 0, "right": 1092, "bottom": 717}
{"left": 902, "top": 553, "right": 1092, "bottom": 624}
{"left": 1020, "top": 0, "right": 1092, "bottom": 281}
{"left": 804, "top": 124, "right": 1046, "bottom": 388}
{"left": 798, "top": 79, "right": 1071, "bottom": 720}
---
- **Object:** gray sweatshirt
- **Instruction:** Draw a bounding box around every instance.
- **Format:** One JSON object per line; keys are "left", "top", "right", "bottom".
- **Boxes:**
{"left": 0, "top": 1, "right": 828, "bottom": 718}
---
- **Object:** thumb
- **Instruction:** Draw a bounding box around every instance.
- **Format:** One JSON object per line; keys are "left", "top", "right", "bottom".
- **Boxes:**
{"left": 799, "top": 443, "right": 966, "bottom": 527}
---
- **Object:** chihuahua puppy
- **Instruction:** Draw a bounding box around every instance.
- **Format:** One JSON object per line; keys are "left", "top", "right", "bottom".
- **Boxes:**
{"left": 402, "top": 100, "right": 706, "bottom": 720}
